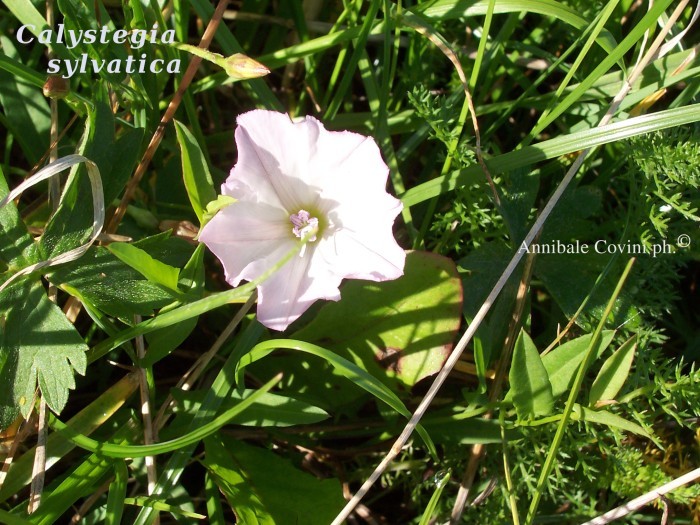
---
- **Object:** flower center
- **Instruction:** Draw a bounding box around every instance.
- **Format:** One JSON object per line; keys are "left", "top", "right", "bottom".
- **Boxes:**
{"left": 290, "top": 209, "right": 319, "bottom": 242}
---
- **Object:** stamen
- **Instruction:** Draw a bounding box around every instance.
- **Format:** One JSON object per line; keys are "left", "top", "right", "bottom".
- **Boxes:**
{"left": 290, "top": 209, "right": 319, "bottom": 242}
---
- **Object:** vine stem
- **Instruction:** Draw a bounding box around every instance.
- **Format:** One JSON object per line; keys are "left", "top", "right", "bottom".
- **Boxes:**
{"left": 134, "top": 315, "right": 158, "bottom": 524}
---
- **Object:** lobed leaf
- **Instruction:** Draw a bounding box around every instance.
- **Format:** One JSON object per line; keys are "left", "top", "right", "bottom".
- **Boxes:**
{"left": 0, "top": 282, "right": 87, "bottom": 425}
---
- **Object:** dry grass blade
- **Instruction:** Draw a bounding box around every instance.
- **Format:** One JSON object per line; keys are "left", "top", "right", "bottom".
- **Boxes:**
{"left": 580, "top": 467, "right": 700, "bottom": 525}
{"left": 0, "top": 154, "right": 104, "bottom": 294}
{"left": 450, "top": 245, "right": 537, "bottom": 522}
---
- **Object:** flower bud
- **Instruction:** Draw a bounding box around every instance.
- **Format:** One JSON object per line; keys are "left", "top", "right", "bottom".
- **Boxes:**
{"left": 222, "top": 53, "right": 270, "bottom": 80}
{"left": 43, "top": 76, "right": 69, "bottom": 99}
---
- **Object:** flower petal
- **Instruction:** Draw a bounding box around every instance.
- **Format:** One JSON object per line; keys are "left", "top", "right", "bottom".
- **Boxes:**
{"left": 256, "top": 249, "right": 342, "bottom": 331}
{"left": 198, "top": 201, "right": 291, "bottom": 286}
{"left": 325, "top": 191, "right": 403, "bottom": 237}
{"left": 226, "top": 110, "right": 321, "bottom": 211}
{"left": 318, "top": 224, "right": 405, "bottom": 282}
{"left": 310, "top": 127, "right": 391, "bottom": 205}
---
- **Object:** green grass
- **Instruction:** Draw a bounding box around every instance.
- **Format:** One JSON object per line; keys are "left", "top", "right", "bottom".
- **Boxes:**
{"left": 0, "top": 1, "right": 699, "bottom": 524}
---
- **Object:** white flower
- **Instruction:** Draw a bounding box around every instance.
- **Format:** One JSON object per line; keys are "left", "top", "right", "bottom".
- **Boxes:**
{"left": 199, "top": 110, "right": 405, "bottom": 330}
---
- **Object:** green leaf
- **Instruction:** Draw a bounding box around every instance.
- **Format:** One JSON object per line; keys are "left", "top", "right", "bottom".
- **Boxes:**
{"left": 169, "top": 389, "right": 329, "bottom": 428}
{"left": 205, "top": 472, "right": 227, "bottom": 524}
{"left": 589, "top": 335, "right": 637, "bottom": 405}
{"left": 419, "top": 471, "right": 450, "bottom": 525}
{"left": 542, "top": 331, "right": 615, "bottom": 399}
{"left": 105, "top": 460, "right": 129, "bottom": 525}
{"left": 225, "top": 389, "right": 330, "bottom": 427}
{"left": 0, "top": 509, "right": 32, "bottom": 525}
{"left": 0, "top": 282, "right": 87, "bottom": 424}
{"left": 423, "top": 414, "right": 516, "bottom": 445}
{"left": 413, "top": 0, "right": 618, "bottom": 55}
{"left": 458, "top": 241, "right": 524, "bottom": 387}
{"left": 174, "top": 119, "right": 217, "bottom": 224}
{"left": 50, "top": 234, "right": 192, "bottom": 318}
{"left": 0, "top": 166, "right": 37, "bottom": 270}
{"left": 535, "top": 252, "right": 619, "bottom": 329}
{"left": 142, "top": 315, "right": 197, "bottom": 366}
{"left": 3, "top": 0, "right": 49, "bottom": 34}
{"left": 0, "top": 36, "right": 50, "bottom": 165}
{"left": 107, "top": 242, "right": 181, "bottom": 293}
{"left": 237, "top": 339, "right": 437, "bottom": 457}
{"left": 124, "top": 497, "right": 206, "bottom": 519}
{"left": 55, "top": 0, "right": 130, "bottom": 84}
{"left": 141, "top": 245, "right": 206, "bottom": 366}
{"left": 509, "top": 331, "right": 554, "bottom": 419}
{"left": 400, "top": 103, "right": 700, "bottom": 207}
{"left": 202, "top": 194, "right": 236, "bottom": 226}
{"left": 292, "top": 251, "right": 462, "bottom": 387}
{"left": 48, "top": 374, "right": 283, "bottom": 458}
{"left": 572, "top": 405, "right": 650, "bottom": 437}
{"left": 205, "top": 436, "right": 272, "bottom": 525}
{"left": 203, "top": 434, "right": 345, "bottom": 525}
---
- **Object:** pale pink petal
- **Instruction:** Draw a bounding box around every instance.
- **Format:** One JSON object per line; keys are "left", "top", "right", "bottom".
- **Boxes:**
{"left": 324, "top": 192, "right": 403, "bottom": 237}
{"left": 198, "top": 201, "right": 291, "bottom": 287}
{"left": 317, "top": 225, "right": 405, "bottom": 282}
{"left": 256, "top": 250, "right": 342, "bottom": 331}
{"left": 308, "top": 124, "right": 391, "bottom": 197}
{"left": 227, "top": 110, "right": 321, "bottom": 211}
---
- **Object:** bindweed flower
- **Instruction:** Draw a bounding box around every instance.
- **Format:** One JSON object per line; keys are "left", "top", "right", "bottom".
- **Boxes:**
{"left": 199, "top": 110, "right": 406, "bottom": 330}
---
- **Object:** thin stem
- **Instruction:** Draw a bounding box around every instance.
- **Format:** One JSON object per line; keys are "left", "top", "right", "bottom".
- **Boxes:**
{"left": 450, "top": 244, "right": 537, "bottom": 522}
{"left": 29, "top": 0, "right": 59, "bottom": 513}
{"left": 27, "top": 399, "right": 46, "bottom": 514}
{"left": 135, "top": 314, "right": 158, "bottom": 523}
{"left": 501, "top": 408, "right": 521, "bottom": 525}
